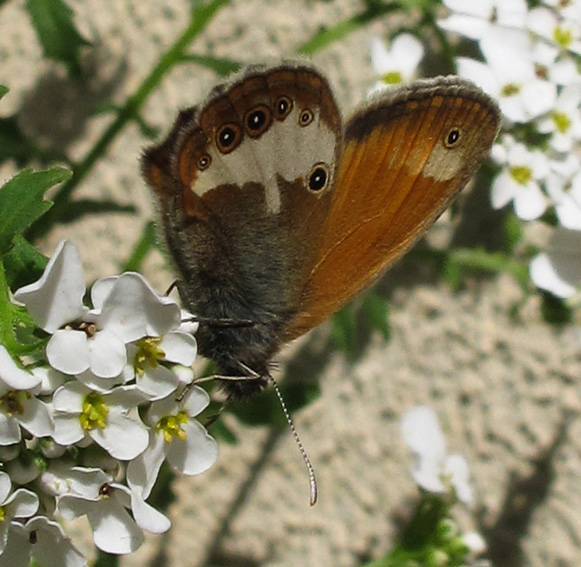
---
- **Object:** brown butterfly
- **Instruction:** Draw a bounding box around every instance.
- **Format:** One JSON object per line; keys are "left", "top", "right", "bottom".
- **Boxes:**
{"left": 142, "top": 62, "right": 501, "bottom": 400}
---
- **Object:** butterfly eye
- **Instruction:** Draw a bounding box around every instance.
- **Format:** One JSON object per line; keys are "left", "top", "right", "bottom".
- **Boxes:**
{"left": 197, "top": 154, "right": 211, "bottom": 170}
{"left": 307, "top": 163, "right": 330, "bottom": 192}
{"left": 299, "top": 108, "right": 315, "bottom": 127}
{"left": 245, "top": 105, "right": 272, "bottom": 138}
{"left": 216, "top": 123, "right": 242, "bottom": 154}
{"left": 444, "top": 128, "right": 461, "bottom": 148}
{"left": 274, "top": 96, "right": 293, "bottom": 120}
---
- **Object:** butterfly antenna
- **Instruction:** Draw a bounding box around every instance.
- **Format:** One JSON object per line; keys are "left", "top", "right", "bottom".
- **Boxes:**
{"left": 269, "top": 375, "right": 318, "bottom": 506}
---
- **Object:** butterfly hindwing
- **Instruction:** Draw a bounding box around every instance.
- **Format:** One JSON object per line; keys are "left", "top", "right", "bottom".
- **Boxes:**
{"left": 283, "top": 76, "right": 501, "bottom": 341}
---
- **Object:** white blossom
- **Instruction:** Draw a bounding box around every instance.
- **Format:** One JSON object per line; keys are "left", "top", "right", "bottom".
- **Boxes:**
{"left": 52, "top": 383, "right": 148, "bottom": 461}
{"left": 530, "top": 228, "right": 581, "bottom": 298}
{"left": 57, "top": 468, "right": 144, "bottom": 554}
{"left": 0, "top": 472, "right": 39, "bottom": 555}
{"left": 457, "top": 28, "right": 556, "bottom": 123}
{"left": 490, "top": 136, "right": 549, "bottom": 220}
{"left": 401, "top": 406, "right": 473, "bottom": 504}
{"left": 127, "top": 386, "right": 218, "bottom": 499}
{"left": 0, "top": 346, "right": 51, "bottom": 445}
{"left": 370, "top": 34, "right": 424, "bottom": 89}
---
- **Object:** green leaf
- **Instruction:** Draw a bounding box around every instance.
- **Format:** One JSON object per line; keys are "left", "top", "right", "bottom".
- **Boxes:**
{"left": 503, "top": 213, "right": 524, "bottom": 253}
{"left": 123, "top": 221, "right": 157, "bottom": 272}
{"left": 25, "top": 0, "right": 90, "bottom": 76}
{"left": 0, "top": 258, "right": 45, "bottom": 354}
{"left": 361, "top": 293, "right": 390, "bottom": 340}
{"left": 331, "top": 304, "right": 357, "bottom": 356}
{"left": 2, "top": 234, "right": 48, "bottom": 290}
{"left": 0, "top": 85, "right": 8, "bottom": 100}
{"left": 541, "top": 291, "right": 573, "bottom": 325}
{"left": 446, "top": 247, "right": 530, "bottom": 289}
{"left": 0, "top": 168, "right": 70, "bottom": 254}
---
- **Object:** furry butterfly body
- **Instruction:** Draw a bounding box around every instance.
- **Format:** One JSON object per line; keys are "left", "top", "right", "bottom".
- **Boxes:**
{"left": 142, "top": 62, "right": 501, "bottom": 399}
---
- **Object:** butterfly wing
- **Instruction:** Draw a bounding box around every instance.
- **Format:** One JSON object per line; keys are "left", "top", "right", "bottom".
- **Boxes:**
{"left": 283, "top": 76, "right": 501, "bottom": 341}
{"left": 142, "top": 64, "right": 347, "bottom": 379}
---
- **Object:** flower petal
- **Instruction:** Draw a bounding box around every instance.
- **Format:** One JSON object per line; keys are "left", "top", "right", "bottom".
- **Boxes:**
{"left": 51, "top": 414, "right": 85, "bottom": 446}
{"left": 127, "top": 432, "right": 165, "bottom": 498}
{"left": 0, "top": 414, "right": 21, "bottom": 446}
{"left": 5, "top": 489, "right": 39, "bottom": 519}
{"left": 90, "top": 413, "right": 148, "bottom": 461}
{"left": 401, "top": 406, "right": 446, "bottom": 461}
{"left": 130, "top": 490, "right": 171, "bottom": 534}
{"left": 166, "top": 419, "right": 218, "bottom": 476}
{"left": 97, "top": 273, "right": 180, "bottom": 343}
{"left": 87, "top": 330, "right": 126, "bottom": 378}
{"left": 87, "top": 498, "right": 144, "bottom": 554}
{"left": 46, "top": 331, "right": 90, "bottom": 376}
{"left": 0, "top": 346, "right": 41, "bottom": 391}
{"left": 0, "top": 522, "right": 29, "bottom": 567}
{"left": 12, "top": 241, "right": 87, "bottom": 333}
{"left": 159, "top": 332, "right": 197, "bottom": 365}
{"left": 18, "top": 398, "right": 52, "bottom": 438}
{"left": 25, "top": 516, "right": 87, "bottom": 567}
{"left": 137, "top": 367, "right": 178, "bottom": 401}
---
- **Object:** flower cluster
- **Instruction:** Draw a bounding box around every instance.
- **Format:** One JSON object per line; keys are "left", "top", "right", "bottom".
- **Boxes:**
{"left": 372, "top": 1, "right": 581, "bottom": 302}
{"left": 439, "top": 0, "right": 581, "bottom": 299}
{"left": 0, "top": 241, "right": 218, "bottom": 566}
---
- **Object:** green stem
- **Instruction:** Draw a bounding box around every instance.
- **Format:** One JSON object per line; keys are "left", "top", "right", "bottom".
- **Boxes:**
{"left": 29, "top": 0, "right": 229, "bottom": 240}
{"left": 298, "top": 1, "right": 403, "bottom": 55}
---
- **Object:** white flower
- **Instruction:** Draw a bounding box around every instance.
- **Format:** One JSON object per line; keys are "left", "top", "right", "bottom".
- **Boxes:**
{"left": 370, "top": 34, "right": 424, "bottom": 89}
{"left": 51, "top": 383, "right": 148, "bottom": 461}
{"left": 462, "top": 531, "right": 487, "bottom": 559}
{"left": 14, "top": 241, "right": 182, "bottom": 379}
{"left": 528, "top": 6, "right": 581, "bottom": 55}
{"left": 537, "top": 83, "right": 581, "bottom": 153}
{"left": 438, "top": 0, "right": 528, "bottom": 40}
{"left": 457, "top": 27, "right": 557, "bottom": 123}
{"left": 127, "top": 386, "right": 218, "bottom": 499}
{"left": 48, "top": 272, "right": 181, "bottom": 378}
{"left": 0, "top": 516, "right": 87, "bottom": 567}
{"left": 401, "top": 406, "right": 473, "bottom": 505}
{"left": 530, "top": 228, "right": 581, "bottom": 298}
{"left": 531, "top": 41, "right": 580, "bottom": 86}
{"left": 546, "top": 155, "right": 581, "bottom": 230}
{"left": 0, "top": 472, "right": 39, "bottom": 555}
{"left": 56, "top": 468, "right": 144, "bottom": 554}
{"left": 490, "top": 136, "right": 549, "bottom": 220}
{"left": 126, "top": 331, "right": 197, "bottom": 400}
{"left": 12, "top": 241, "right": 87, "bottom": 334}
{"left": 0, "top": 346, "right": 51, "bottom": 445}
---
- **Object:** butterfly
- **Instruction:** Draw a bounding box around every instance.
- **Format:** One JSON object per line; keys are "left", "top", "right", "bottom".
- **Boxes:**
{"left": 142, "top": 62, "right": 501, "bottom": 400}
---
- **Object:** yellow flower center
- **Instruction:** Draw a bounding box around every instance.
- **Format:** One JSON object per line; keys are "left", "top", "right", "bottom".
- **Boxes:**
{"left": 501, "top": 83, "right": 521, "bottom": 97}
{"left": 80, "top": 392, "right": 109, "bottom": 430}
{"left": 156, "top": 411, "right": 188, "bottom": 443}
{"left": 554, "top": 26, "right": 573, "bottom": 49}
{"left": 510, "top": 165, "right": 532, "bottom": 185}
{"left": 382, "top": 71, "right": 403, "bottom": 85}
{"left": 134, "top": 337, "right": 165, "bottom": 376}
{"left": 553, "top": 111, "right": 572, "bottom": 133}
